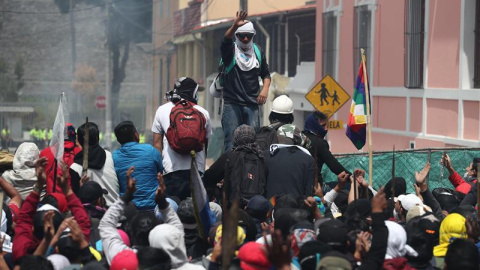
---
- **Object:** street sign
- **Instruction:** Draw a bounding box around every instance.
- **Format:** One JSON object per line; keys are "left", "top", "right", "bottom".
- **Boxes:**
{"left": 305, "top": 74, "right": 350, "bottom": 119}
{"left": 328, "top": 120, "right": 344, "bottom": 130}
{"left": 95, "top": 95, "right": 106, "bottom": 109}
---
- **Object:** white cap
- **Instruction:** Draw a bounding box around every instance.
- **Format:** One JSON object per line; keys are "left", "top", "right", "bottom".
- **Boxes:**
{"left": 397, "top": 194, "right": 423, "bottom": 212}
{"left": 271, "top": 95, "right": 294, "bottom": 114}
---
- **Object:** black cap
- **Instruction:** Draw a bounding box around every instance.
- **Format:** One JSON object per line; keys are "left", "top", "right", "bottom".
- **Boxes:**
{"left": 78, "top": 181, "right": 108, "bottom": 204}
{"left": 317, "top": 219, "right": 348, "bottom": 247}
{"left": 173, "top": 77, "right": 205, "bottom": 93}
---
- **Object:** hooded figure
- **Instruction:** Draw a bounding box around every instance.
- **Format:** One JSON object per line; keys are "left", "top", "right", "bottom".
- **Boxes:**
{"left": 234, "top": 22, "right": 259, "bottom": 71}
{"left": 382, "top": 221, "right": 418, "bottom": 270}
{"left": 433, "top": 213, "right": 467, "bottom": 259}
{"left": 2, "top": 142, "right": 39, "bottom": 199}
{"left": 148, "top": 224, "right": 205, "bottom": 270}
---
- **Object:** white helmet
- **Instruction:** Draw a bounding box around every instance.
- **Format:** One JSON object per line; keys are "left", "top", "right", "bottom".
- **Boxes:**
{"left": 271, "top": 95, "right": 294, "bottom": 114}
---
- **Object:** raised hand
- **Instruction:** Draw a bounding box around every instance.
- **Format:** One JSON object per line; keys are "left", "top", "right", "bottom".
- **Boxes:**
{"left": 265, "top": 229, "right": 292, "bottom": 269}
{"left": 126, "top": 166, "right": 137, "bottom": 194}
{"left": 57, "top": 161, "right": 72, "bottom": 196}
{"left": 234, "top": 10, "right": 249, "bottom": 28}
{"left": 34, "top": 157, "right": 48, "bottom": 191}
{"left": 67, "top": 218, "right": 88, "bottom": 249}
{"left": 155, "top": 172, "right": 168, "bottom": 208}
{"left": 50, "top": 217, "right": 73, "bottom": 248}
{"left": 79, "top": 174, "right": 90, "bottom": 187}
{"left": 43, "top": 211, "right": 55, "bottom": 242}
{"left": 440, "top": 154, "right": 453, "bottom": 170}
{"left": 415, "top": 162, "right": 430, "bottom": 185}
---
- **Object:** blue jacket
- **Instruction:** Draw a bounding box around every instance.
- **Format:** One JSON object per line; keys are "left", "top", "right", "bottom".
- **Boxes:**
{"left": 113, "top": 142, "right": 163, "bottom": 210}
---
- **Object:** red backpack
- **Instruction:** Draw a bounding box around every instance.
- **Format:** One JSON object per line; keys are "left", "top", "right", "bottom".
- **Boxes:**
{"left": 166, "top": 100, "right": 207, "bottom": 154}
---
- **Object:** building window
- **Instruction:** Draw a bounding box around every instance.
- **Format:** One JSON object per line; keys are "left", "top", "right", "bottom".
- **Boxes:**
{"left": 353, "top": 5, "right": 371, "bottom": 83}
{"left": 322, "top": 11, "right": 337, "bottom": 77}
{"left": 159, "top": 0, "right": 163, "bottom": 19}
{"left": 405, "top": 0, "right": 425, "bottom": 88}
{"left": 474, "top": 0, "right": 480, "bottom": 88}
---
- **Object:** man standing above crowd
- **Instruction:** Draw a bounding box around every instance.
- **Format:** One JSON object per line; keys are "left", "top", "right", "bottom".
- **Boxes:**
{"left": 152, "top": 77, "right": 212, "bottom": 200}
{"left": 113, "top": 121, "right": 163, "bottom": 211}
{"left": 221, "top": 10, "right": 271, "bottom": 152}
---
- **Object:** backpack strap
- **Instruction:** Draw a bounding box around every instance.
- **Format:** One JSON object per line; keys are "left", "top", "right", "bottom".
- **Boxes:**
{"left": 253, "top": 43, "right": 262, "bottom": 67}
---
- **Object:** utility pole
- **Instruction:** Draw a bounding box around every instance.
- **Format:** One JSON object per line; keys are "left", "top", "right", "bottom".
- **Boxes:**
{"left": 105, "top": 1, "right": 112, "bottom": 149}
{"left": 69, "top": 0, "right": 77, "bottom": 76}
{"left": 240, "top": 0, "right": 247, "bottom": 11}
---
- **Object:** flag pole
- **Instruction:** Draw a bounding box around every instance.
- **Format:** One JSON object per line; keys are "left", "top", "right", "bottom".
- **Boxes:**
{"left": 361, "top": 48, "right": 373, "bottom": 186}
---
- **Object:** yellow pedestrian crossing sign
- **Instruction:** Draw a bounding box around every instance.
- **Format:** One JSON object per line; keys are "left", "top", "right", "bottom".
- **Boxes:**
{"left": 305, "top": 74, "right": 350, "bottom": 119}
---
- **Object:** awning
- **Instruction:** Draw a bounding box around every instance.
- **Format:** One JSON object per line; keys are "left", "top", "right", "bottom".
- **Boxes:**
{"left": 285, "top": 62, "right": 315, "bottom": 111}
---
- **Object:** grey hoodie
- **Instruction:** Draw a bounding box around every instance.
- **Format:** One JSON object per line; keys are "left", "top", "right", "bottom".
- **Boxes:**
{"left": 149, "top": 223, "right": 205, "bottom": 270}
{"left": 99, "top": 198, "right": 179, "bottom": 264}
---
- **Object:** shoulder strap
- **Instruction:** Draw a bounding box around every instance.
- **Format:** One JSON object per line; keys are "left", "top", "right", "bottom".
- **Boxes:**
{"left": 253, "top": 43, "right": 262, "bottom": 67}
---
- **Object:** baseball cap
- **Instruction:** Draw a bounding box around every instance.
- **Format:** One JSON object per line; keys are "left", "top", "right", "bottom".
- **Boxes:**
{"left": 78, "top": 181, "right": 108, "bottom": 204}
{"left": 397, "top": 194, "right": 423, "bottom": 212}
{"left": 318, "top": 251, "right": 352, "bottom": 270}
{"left": 246, "top": 195, "right": 270, "bottom": 220}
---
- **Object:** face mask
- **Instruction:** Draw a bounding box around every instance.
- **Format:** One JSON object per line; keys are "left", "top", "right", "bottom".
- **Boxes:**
{"left": 318, "top": 125, "right": 328, "bottom": 138}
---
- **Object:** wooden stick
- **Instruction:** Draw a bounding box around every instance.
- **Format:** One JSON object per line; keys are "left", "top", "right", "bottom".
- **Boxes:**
{"left": 361, "top": 49, "right": 373, "bottom": 187}
{"left": 391, "top": 145, "right": 396, "bottom": 203}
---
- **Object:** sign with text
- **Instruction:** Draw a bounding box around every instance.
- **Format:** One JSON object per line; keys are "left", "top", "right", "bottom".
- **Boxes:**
{"left": 305, "top": 74, "right": 350, "bottom": 119}
{"left": 328, "top": 120, "right": 344, "bottom": 130}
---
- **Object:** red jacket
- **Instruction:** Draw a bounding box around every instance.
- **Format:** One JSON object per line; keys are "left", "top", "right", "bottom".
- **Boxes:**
{"left": 40, "top": 141, "right": 81, "bottom": 194}
{"left": 383, "top": 257, "right": 416, "bottom": 270}
{"left": 448, "top": 171, "right": 477, "bottom": 194}
{"left": 12, "top": 191, "right": 91, "bottom": 262}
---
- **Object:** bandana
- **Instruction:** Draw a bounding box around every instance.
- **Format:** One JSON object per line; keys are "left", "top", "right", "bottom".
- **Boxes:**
{"left": 304, "top": 113, "right": 327, "bottom": 138}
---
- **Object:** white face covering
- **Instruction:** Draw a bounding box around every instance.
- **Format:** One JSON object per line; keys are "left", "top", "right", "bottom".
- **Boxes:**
{"left": 234, "top": 22, "right": 259, "bottom": 71}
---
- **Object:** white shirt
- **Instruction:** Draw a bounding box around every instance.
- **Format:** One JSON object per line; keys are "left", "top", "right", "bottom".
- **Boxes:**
{"left": 151, "top": 101, "right": 212, "bottom": 174}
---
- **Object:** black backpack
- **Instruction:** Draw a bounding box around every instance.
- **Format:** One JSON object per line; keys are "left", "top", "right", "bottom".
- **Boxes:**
{"left": 226, "top": 149, "right": 267, "bottom": 207}
{"left": 256, "top": 122, "right": 283, "bottom": 151}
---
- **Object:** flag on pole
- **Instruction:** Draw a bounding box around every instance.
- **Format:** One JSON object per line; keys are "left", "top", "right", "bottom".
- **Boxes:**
{"left": 190, "top": 152, "right": 215, "bottom": 239}
{"left": 49, "top": 93, "right": 66, "bottom": 161}
{"left": 346, "top": 63, "right": 370, "bottom": 150}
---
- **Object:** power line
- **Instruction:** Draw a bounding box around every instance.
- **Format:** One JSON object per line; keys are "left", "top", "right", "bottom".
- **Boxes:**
{"left": 0, "top": 0, "right": 123, "bottom": 14}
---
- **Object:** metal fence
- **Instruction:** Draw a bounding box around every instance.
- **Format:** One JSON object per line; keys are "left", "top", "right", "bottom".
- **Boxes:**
{"left": 321, "top": 148, "right": 480, "bottom": 193}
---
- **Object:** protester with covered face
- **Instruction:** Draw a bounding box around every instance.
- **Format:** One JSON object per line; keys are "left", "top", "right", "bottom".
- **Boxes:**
{"left": 220, "top": 10, "right": 271, "bottom": 152}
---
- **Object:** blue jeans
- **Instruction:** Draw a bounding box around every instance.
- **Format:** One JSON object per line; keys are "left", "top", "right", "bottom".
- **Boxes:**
{"left": 221, "top": 102, "right": 260, "bottom": 152}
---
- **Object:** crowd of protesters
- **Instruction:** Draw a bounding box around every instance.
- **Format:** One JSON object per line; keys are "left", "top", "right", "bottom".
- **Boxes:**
{"left": 0, "top": 9, "right": 479, "bottom": 270}
{"left": 0, "top": 89, "right": 478, "bottom": 270}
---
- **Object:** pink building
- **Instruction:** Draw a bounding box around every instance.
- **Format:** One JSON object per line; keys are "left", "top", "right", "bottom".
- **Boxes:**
{"left": 315, "top": 0, "right": 480, "bottom": 152}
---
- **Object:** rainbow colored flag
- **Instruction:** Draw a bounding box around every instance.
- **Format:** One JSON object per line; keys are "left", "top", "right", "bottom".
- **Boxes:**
{"left": 346, "top": 63, "right": 370, "bottom": 150}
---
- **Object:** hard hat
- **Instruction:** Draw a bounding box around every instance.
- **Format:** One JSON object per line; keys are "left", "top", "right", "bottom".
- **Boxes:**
{"left": 271, "top": 95, "right": 294, "bottom": 114}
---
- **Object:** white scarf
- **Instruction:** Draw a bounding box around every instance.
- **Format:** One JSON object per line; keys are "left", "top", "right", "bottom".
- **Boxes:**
{"left": 234, "top": 22, "right": 259, "bottom": 71}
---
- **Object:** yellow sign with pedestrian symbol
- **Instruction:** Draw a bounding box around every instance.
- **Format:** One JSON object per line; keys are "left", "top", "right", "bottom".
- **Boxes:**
{"left": 305, "top": 75, "right": 350, "bottom": 119}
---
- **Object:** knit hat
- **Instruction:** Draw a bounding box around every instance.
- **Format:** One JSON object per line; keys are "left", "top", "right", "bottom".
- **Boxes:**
{"left": 277, "top": 124, "right": 310, "bottom": 148}
{"left": 233, "top": 124, "right": 256, "bottom": 147}
{"left": 110, "top": 250, "right": 138, "bottom": 270}
{"left": 237, "top": 242, "right": 270, "bottom": 270}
